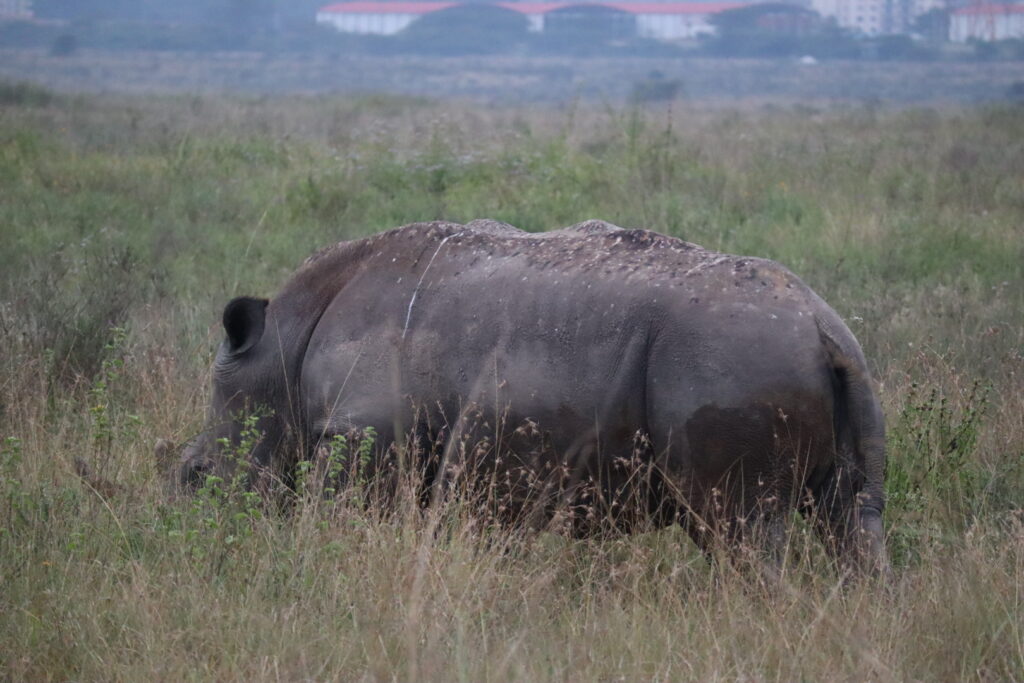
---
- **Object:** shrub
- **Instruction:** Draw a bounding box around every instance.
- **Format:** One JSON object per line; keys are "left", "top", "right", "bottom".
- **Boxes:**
{"left": 630, "top": 72, "right": 683, "bottom": 103}
{"left": 49, "top": 33, "right": 78, "bottom": 57}
{"left": 0, "top": 80, "right": 55, "bottom": 107}
{"left": 399, "top": 5, "right": 529, "bottom": 55}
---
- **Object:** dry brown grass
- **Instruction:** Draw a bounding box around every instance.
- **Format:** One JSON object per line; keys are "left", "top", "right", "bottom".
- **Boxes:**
{"left": 1, "top": 89, "right": 1021, "bottom": 681}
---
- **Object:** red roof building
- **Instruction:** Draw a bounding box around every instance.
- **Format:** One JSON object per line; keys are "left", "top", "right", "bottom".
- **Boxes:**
{"left": 950, "top": 3, "right": 1024, "bottom": 41}
{"left": 317, "top": 1, "right": 750, "bottom": 39}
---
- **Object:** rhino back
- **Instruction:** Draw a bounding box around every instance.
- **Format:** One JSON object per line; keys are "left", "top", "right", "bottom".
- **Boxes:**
{"left": 296, "top": 221, "right": 836, "bottom": 475}
{"left": 299, "top": 221, "right": 665, "bottom": 451}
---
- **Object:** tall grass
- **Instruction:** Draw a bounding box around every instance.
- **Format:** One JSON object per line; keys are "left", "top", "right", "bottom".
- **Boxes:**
{"left": 1, "top": 86, "right": 1022, "bottom": 680}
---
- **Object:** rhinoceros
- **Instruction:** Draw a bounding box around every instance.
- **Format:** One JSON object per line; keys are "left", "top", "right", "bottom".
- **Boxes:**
{"left": 179, "top": 219, "right": 887, "bottom": 572}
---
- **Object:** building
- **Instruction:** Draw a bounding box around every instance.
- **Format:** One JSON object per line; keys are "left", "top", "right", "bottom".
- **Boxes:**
{"left": 0, "top": 0, "right": 32, "bottom": 20}
{"left": 809, "top": 0, "right": 890, "bottom": 34}
{"left": 628, "top": 3, "right": 749, "bottom": 40}
{"left": 316, "top": 1, "right": 749, "bottom": 40}
{"left": 950, "top": 3, "right": 1024, "bottom": 40}
{"left": 808, "top": 0, "right": 942, "bottom": 35}
{"left": 318, "top": 1, "right": 463, "bottom": 35}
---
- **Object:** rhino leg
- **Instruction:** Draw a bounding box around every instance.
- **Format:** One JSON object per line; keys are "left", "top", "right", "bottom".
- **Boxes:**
{"left": 669, "top": 475, "right": 790, "bottom": 578}
{"left": 804, "top": 462, "right": 889, "bottom": 578}
{"left": 679, "top": 506, "right": 790, "bottom": 588}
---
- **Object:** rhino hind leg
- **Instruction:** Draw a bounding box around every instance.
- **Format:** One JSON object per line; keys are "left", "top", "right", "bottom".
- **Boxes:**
{"left": 803, "top": 462, "right": 889, "bottom": 578}
{"left": 676, "top": 500, "right": 792, "bottom": 588}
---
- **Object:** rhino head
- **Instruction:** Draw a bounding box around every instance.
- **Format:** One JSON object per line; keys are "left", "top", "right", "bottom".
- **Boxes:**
{"left": 178, "top": 296, "right": 292, "bottom": 492}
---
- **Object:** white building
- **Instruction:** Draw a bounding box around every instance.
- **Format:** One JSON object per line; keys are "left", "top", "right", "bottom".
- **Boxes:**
{"left": 0, "top": 0, "right": 32, "bottom": 20}
{"left": 811, "top": 0, "right": 882, "bottom": 34}
{"left": 809, "top": 0, "right": 943, "bottom": 35}
{"left": 317, "top": 2, "right": 458, "bottom": 35}
{"left": 618, "top": 2, "right": 748, "bottom": 40}
{"left": 950, "top": 3, "right": 1024, "bottom": 41}
{"left": 317, "top": 1, "right": 749, "bottom": 40}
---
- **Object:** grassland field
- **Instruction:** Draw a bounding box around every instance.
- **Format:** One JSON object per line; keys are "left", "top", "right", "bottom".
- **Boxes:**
{"left": 0, "top": 83, "right": 1023, "bottom": 681}
{"left": 3, "top": 48, "right": 1024, "bottom": 104}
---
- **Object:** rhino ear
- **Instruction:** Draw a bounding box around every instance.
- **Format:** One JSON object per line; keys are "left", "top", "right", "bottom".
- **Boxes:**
{"left": 222, "top": 297, "right": 268, "bottom": 355}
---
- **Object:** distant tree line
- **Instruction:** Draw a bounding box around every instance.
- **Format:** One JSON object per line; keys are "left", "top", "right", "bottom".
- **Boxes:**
{"left": 19, "top": 0, "right": 334, "bottom": 51}
{"left": 32, "top": 0, "right": 311, "bottom": 27}
{"left": 2, "top": 0, "right": 1022, "bottom": 61}
{"left": 705, "top": 3, "right": 860, "bottom": 59}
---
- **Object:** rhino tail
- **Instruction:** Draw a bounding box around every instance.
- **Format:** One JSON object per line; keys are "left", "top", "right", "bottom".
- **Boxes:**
{"left": 816, "top": 314, "right": 890, "bottom": 577}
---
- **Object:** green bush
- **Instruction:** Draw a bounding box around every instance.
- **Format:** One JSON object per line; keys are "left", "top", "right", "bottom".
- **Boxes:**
{"left": 0, "top": 80, "right": 55, "bottom": 107}
{"left": 398, "top": 4, "right": 529, "bottom": 55}
{"left": 49, "top": 33, "right": 78, "bottom": 56}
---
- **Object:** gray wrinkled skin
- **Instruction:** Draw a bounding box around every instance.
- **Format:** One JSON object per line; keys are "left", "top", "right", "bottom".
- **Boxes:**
{"left": 181, "top": 219, "right": 888, "bottom": 574}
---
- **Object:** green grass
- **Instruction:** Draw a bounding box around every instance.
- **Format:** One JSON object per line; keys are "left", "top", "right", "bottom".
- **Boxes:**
{"left": 1, "top": 85, "right": 1022, "bottom": 681}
